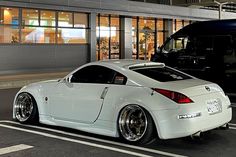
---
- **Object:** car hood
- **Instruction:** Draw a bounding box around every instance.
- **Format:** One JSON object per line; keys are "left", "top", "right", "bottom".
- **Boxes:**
{"left": 23, "top": 79, "right": 59, "bottom": 89}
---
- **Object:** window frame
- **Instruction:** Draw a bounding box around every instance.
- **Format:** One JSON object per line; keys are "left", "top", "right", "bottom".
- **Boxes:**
{"left": 0, "top": 7, "right": 20, "bottom": 43}
{"left": 96, "top": 14, "right": 121, "bottom": 60}
{"left": 0, "top": 5, "right": 90, "bottom": 45}
{"left": 70, "top": 65, "right": 127, "bottom": 85}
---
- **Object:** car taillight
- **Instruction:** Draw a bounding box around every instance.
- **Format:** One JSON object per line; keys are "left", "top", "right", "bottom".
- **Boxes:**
{"left": 152, "top": 88, "right": 193, "bottom": 104}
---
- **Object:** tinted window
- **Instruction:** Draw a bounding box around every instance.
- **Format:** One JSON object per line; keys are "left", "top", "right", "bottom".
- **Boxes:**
{"left": 113, "top": 72, "right": 127, "bottom": 85}
{"left": 71, "top": 65, "right": 127, "bottom": 85}
{"left": 71, "top": 65, "right": 115, "bottom": 84}
{"left": 132, "top": 66, "right": 191, "bottom": 82}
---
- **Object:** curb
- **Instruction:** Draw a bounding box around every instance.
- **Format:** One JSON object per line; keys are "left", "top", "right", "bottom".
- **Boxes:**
{"left": 0, "top": 78, "right": 60, "bottom": 90}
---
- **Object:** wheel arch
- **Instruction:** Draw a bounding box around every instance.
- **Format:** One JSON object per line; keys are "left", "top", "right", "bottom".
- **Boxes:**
{"left": 115, "top": 102, "right": 161, "bottom": 139}
{"left": 13, "top": 87, "right": 44, "bottom": 120}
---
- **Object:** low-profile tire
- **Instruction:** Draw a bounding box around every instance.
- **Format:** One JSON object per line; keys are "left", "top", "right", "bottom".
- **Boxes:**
{"left": 14, "top": 92, "right": 39, "bottom": 124}
{"left": 118, "top": 105, "right": 156, "bottom": 145}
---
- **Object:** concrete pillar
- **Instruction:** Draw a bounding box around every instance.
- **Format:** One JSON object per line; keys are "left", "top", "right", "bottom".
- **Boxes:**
{"left": 89, "top": 12, "right": 97, "bottom": 62}
{"left": 120, "top": 17, "right": 133, "bottom": 59}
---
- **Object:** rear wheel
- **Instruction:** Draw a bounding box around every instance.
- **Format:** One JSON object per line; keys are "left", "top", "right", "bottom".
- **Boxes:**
{"left": 14, "top": 92, "right": 39, "bottom": 124}
{"left": 118, "top": 105, "right": 155, "bottom": 144}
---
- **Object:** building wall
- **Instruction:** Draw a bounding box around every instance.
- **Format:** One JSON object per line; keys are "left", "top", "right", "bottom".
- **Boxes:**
{"left": 1, "top": 0, "right": 236, "bottom": 20}
{"left": 0, "top": 44, "right": 88, "bottom": 74}
{"left": 0, "top": 0, "right": 236, "bottom": 74}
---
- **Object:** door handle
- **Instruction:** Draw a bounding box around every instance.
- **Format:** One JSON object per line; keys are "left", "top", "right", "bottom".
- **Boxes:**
{"left": 100, "top": 87, "right": 109, "bottom": 99}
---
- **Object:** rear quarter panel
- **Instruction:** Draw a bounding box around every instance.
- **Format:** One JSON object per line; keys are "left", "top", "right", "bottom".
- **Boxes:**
{"left": 98, "top": 85, "right": 179, "bottom": 137}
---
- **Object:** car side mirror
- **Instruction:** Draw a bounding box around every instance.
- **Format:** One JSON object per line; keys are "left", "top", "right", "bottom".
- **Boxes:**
{"left": 66, "top": 75, "right": 74, "bottom": 83}
{"left": 60, "top": 75, "right": 72, "bottom": 83}
{"left": 66, "top": 77, "right": 70, "bottom": 82}
{"left": 61, "top": 75, "right": 73, "bottom": 88}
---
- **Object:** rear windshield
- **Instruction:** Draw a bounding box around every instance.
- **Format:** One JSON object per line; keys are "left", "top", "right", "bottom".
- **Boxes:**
{"left": 131, "top": 66, "right": 192, "bottom": 82}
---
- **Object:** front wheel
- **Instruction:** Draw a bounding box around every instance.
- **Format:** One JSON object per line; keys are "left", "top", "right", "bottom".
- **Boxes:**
{"left": 14, "top": 92, "right": 39, "bottom": 124}
{"left": 118, "top": 105, "right": 155, "bottom": 144}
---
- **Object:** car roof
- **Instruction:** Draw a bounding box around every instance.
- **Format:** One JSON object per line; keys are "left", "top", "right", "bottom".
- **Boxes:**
{"left": 95, "top": 59, "right": 165, "bottom": 69}
{"left": 172, "top": 19, "right": 236, "bottom": 37}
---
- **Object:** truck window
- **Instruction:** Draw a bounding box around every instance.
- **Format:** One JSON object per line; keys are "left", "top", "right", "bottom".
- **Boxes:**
{"left": 163, "top": 35, "right": 215, "bottom": 56}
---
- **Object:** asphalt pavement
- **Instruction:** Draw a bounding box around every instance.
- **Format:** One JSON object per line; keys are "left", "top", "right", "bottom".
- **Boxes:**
{"left": 1, "top": 88, "right": 236, "bottom": 157}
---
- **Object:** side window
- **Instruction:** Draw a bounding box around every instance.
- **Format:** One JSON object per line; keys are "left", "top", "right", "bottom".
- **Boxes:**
{"left": 113, "top": 72, "right": 127, "bottom": 85}
{"left": 71, "top": 65, "right": 115, "bottom": 84}
{"left": 195, "top": 36, "right": 214, "bottom": 56}
{"left": 223, "top": 35, "right": 236, "bottom": 70}
{"left": 213, "top": 35, "right": 233, "bottom": 56}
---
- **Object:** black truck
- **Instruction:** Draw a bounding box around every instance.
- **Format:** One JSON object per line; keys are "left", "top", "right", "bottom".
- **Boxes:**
{"left": 151, "top": 19, "right": 236, "bottom": 92}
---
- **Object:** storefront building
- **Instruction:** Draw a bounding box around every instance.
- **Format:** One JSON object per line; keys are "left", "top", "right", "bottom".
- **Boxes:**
{"left": 0, "top": 0, "right": 236, "bottom": 74}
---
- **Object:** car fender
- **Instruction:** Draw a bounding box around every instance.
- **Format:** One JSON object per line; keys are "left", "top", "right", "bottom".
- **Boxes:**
{"left": 13, "top": 85, "right": 45, "bottom": 120}
{"left": 115, "top": 100, "right": 162, "bottom": 138}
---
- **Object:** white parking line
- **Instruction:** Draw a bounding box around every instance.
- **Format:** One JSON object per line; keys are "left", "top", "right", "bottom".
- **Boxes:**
{"left": 230, "top": 103, "right": 236, "bottom": 107}
{"left": 0, "top": 144, "right": 33, "bottom": 155}
{"left": 0, "top": 120, "right": 187, "bottom": 157}
{"left": 0, "top": 123, "right": 153, "bottom": 157}
{"left": 229, "top": 123, "right": 236, "bottom": 127}
{"left": 229, "top": 126, "right": 236, "bottom": 130}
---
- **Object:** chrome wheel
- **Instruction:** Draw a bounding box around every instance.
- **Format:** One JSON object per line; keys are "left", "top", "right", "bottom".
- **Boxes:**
{"left": 118, "top": 105, "right": 148, "bottom": 142}
{"left": 14, "top": 93, "right": 34, "bottom": 122}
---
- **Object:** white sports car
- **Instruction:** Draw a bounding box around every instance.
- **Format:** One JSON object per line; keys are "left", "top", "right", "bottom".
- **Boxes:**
{"left": 13, "top": 60, "right": 232, "bottom": 144}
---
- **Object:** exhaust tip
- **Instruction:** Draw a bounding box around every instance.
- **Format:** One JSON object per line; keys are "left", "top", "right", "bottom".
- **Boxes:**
{"left": 219, "top": 123, "right": 229, "bottom": 130}
{"left": 191, "top": 131, "right": 203, "bottom": 140}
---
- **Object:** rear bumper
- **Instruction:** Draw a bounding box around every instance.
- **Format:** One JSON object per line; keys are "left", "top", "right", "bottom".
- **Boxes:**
{"left": 153, "top": 97, "right": 232, "bottom": 139}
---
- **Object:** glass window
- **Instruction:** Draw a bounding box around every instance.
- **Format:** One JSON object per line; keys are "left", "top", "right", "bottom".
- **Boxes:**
{"left": 132, "top": 66, "right": 192, "bottom": 82}
{"left": 40, "top": 10, "right": 55, "bottom": 27}
{"left": 96, "top": 15, "right": 120, "bottom": 60}
{"left": 138, "top": 18, "right": 155, "bottom": 60}
{"left": 96, "top": 16, "right": 100, "bottom": 60}
{"left": 98, "top": 16, "right": 110, "bottom": 60}
{"left": 100, "top": 16, "right": 109, "bottom": 28}
{"left": 111, "top": 30, "right": 119, "bottom": 59}
{"left": 132, "top": 18, "right": 137, "bottom": 31}
{"left": 176, "top": 19, "right": 183, "bottom": 32}
{"left": 184, "top": 20, "right": 190, "bottom": 27}
{"left": 58, "top": 11, "right": 73, "bottom": 27}
{"left": 0, "top": 7, "right": 89, "bottom": 44}
{"left": 146, "top": 19, "right": 155, "bottom": 30}
{"left": 22, "top": 9, "right": 39, "bottom": 26}
{"left": 21, "top": 27, "right": 56, "bottom": 43}
{"left": 57, "top": 28, "right": 87, "bottom": 44}
{"left": 0, "top": 7, "right": 19, "bottom": 25}
{"left": 113, "top": 72, "right": 127, "bottom": 85}
{"left": 139, "top": 19, "right": 155, "bottom": 31}
{"left": 0, "top": 25, "right": 19, "bottom": 43}
{"left": 110, "top": 17, "right": 119, "bottom": 30}
{"left": 70, "top": 65, "right": 115, "bottom": 84}
{"left": 132, "top": 18, "right": 137, "bottom": 59}
{"left": 99, "top": 34, "right": 109, "bottom": 59}
{"left": 157, "top": 32, "right": 164, "bottom": 47}
{"left": 157, "top": 19, "right": 164, "bottom": 30}
{"left": 74, "top": 13, "right": 88, "bottom": 28}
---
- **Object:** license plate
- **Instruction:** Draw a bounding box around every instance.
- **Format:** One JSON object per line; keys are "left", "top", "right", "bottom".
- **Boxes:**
{"left": 206, "top": 99, "right": 222, "bottom": 115}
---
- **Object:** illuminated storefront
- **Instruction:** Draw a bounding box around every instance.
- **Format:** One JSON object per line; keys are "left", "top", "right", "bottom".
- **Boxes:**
{"left": 131, "top": 18, "right": 170, "bottom": 60}
{"left": 95, "top": 15, "right": 191, "bottom": 61}
{"left": 0, "top": 7, "right": 89, "bottom": 44}
{"left": 0, "top": 0, "right": 235, "bottom": 74}
{"left": 96, "top": 14, "right": 120, "bottom": 60}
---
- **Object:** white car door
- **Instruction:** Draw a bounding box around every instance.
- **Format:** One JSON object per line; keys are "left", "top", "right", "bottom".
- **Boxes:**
{"left": 49, "top": 65, "right": 114, "bottom": 124}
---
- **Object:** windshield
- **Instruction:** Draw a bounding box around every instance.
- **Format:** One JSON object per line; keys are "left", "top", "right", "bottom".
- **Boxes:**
{"left": 164, "top": 36, "right": 188, "bottom": 52}
{"left": 132, "top": 66, "right": 192, "bottom": 82}
{"left": 163, "top": 36, "right": 214, "bottom": 56}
